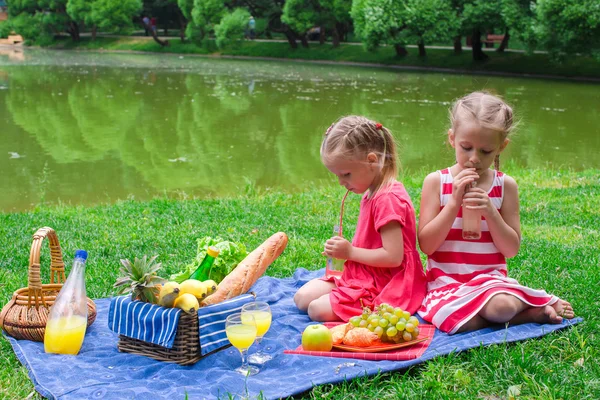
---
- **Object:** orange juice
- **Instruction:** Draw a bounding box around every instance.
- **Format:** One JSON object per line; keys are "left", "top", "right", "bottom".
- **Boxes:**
{"left": 226, "top": 324, "right": 256, "bottom": 349}
{"left": 44, "top": 315, "right": 87, "bottom": 355}
{"left": 242, "top": 311, "right": 271, "bottom": 337}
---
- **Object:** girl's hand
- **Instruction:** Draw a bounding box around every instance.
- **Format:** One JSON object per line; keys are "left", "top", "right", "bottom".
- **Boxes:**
{"left": 463, "top": 187, "right": 495, "bottom": 218}
{"left": 322, "top": 236, "right": 353, "bottom": 260}
{"left": 449, "top": 168, "right": 479, "bottom": 208}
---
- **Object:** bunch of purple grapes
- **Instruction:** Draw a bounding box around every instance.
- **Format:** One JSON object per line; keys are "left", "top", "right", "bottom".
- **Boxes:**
{"left": 349, "top": 303, "right": 420, "bottom": 343}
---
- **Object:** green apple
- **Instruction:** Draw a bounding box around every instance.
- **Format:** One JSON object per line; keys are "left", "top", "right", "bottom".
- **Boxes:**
{"left": 301, "top": 324, "right": 333, "bottom": 351}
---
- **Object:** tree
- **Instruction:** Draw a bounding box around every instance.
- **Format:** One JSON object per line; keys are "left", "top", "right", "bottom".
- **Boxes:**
{"left": 402, "top": 0, "right": 459, "bottom": 57}
{"left": 191, "top": 0, "right": 225, "bottom": 40}
{"left": 462, "top": 0, "right": 504, "bottom": 60}
{"left": 532, "top": 0, "right": 600, "bottom": 58}
{"left": 8, "top": 0, "right": 80, "bottom": 42}
{"left": 351, "top": 0, "right": 408, "bottom": 56}
{"left": 281, "top": 0, "right": 316, "bottom": 47}
{"left": 68, "top": 0, "right": 142, "bottom": 40}
{"left": 214, "top": 8, "right": 250, "bottom": 48}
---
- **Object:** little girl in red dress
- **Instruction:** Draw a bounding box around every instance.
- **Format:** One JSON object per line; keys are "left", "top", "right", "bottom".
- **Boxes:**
{"left": 294, "top": 116, "right": 427, "bottom": 321}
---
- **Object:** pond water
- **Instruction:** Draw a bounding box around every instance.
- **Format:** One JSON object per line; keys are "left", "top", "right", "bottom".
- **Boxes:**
{"left": 1, "top": 48, "right": 599, "bottom": 212}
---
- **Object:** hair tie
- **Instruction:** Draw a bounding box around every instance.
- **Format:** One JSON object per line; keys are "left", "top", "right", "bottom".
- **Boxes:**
{"left": 375, "top": 123, "right": 383, "bottom": 130}
{"left": 325, "top": 123, "right": 335, "bottom": 135}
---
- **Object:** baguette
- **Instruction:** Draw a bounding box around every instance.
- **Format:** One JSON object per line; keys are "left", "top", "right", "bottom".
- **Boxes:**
{"left": 200, "top": 232, "right": 288, "bottom": 306}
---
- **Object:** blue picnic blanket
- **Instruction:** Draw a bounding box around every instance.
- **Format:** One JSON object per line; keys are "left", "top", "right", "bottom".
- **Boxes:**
{"left": 5, "top": 268, "right": 582, "bottom": 400}
{"left": 108, "top": 293, "right": 255, "bottom": 354}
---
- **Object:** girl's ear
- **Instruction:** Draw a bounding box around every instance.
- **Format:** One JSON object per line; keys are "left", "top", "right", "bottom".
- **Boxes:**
{"left": 498, "top": 138, "right": 510, "bottom": 153}
{"left": 366, "top": 152, "right": 378, "bottom": 165}
{"left": 448, "top": 129, "right": 455, "bottom": 147}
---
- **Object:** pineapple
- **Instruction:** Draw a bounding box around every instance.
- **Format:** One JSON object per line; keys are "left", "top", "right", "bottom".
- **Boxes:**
{"left": 114, "top": 255, "right": 166, "bottom": 304}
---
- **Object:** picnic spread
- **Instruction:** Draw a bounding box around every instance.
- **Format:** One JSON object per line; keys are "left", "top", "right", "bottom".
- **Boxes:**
{"left": 1, "top": 228, "right": 582, "bottom": 399}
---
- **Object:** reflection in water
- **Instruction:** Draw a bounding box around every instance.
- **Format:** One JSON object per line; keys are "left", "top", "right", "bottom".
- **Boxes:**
{"left": 0, "top": 49, "right": 599, "bottom": 211}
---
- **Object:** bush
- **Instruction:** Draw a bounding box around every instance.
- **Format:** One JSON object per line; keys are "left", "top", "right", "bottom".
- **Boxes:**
{"left": 214, "top": 8, "right": 250, "bottom": 49}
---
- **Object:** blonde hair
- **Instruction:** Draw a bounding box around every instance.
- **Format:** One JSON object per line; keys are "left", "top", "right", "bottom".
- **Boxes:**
{"left": 320, "top": 115, "right": 398, "bottom": 195}
{"left": 450, "top": 91, "right": 515, "bottom": 171}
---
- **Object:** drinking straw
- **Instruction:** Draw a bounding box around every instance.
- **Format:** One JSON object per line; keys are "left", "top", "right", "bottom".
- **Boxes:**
{"left": 338, "top": 190, "right": 350, "bottom": 237}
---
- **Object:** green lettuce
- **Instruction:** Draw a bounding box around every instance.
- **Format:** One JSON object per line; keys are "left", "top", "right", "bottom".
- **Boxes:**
{"left": 170, "top": 237, "right": 248, "bottom": 284}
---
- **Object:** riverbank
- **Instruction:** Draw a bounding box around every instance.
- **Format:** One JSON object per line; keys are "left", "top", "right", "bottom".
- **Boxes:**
{"left": 1, "top": 168, "right": 599, "bottom": 399}
{"left": 45, "top": 36, "right": 600, "bottom": 81}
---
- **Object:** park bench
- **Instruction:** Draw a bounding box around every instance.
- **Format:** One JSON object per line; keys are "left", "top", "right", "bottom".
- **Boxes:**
{"left": 483, "top": 34, "right": 506, "bottom": 48}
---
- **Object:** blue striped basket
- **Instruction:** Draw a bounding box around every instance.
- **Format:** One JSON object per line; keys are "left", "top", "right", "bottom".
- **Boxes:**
{"left": 110, "top": 293, "right": 255, "bottom": 365}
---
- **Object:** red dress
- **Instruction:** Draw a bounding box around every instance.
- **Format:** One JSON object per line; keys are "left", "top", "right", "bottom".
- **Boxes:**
{"left": 325, "top": 181, "right": 427, "bottom": 321}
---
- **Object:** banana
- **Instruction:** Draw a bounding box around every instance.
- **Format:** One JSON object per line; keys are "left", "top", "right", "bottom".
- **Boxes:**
{"left": 180, "top": 279, "right": 208, "bottom": 300}
{"left": 159, "top": 281, "right": 181, "bottom": 308}
{"left": 203, "top": 280, "right": 218, "bottom": 295}
{"left": 174, "top": 293, "right": 199, "bottom": 313}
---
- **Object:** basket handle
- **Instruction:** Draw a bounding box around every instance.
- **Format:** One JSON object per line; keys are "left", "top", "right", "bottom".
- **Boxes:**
{"left": 27, "top": 227, "right": 65, "bottom": 308}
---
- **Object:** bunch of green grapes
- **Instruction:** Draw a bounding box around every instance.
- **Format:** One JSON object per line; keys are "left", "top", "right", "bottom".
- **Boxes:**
{"left": 348, "top": 303, "right": 420, "bottom": 343}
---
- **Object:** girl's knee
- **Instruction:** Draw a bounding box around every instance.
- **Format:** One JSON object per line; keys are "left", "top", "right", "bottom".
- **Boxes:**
{"left": 307, "top": 301, "right": 328, "bottom": 322}
{"left": 294, "top": 290, "right": 310, "bottom": 312}
{"left": 482, "top": 294, "right": 521, "bottom": 321}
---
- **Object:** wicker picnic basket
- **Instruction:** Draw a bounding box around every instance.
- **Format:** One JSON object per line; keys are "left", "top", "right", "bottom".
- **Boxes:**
{"left": 0, "top": 227, "right": 97, "bottom": 342}
{"left": 117, "top": 310, "right": 202, "bottom": 365}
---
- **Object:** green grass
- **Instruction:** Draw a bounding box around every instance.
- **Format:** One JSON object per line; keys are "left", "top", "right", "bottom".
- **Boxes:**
{"left": 1, "top": 167, "right": 599, "bottom": 399}
{"left": 46, "top": 36, "right": 600, "bottom": 80}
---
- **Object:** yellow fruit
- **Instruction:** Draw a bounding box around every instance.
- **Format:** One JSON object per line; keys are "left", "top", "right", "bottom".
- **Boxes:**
{"left": 179, "top": 279, "right": 208, "bottom": 300}
{"left": 158, "top": 282, "right": 180, "bottom": 308}
{"left": 174, "top": 293, "right": 199, "bottom": 313}
{"left": 203, "top": 280, "right": 218, "bottom": 295}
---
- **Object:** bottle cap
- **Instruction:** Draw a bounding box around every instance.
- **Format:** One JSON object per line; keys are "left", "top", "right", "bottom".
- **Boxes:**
{"left": 206, "top": 246, "right": 220, "bottom": 257}
{"left": 75, "top": 250, "right": 88, "bottom": 260}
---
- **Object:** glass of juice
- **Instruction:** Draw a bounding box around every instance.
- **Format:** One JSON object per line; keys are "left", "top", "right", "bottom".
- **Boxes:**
{"left": 241, "top": 301, "right": 272, "bottom": 364}
{"left": 226, "top": 313, "right": 259, "bottom": 376}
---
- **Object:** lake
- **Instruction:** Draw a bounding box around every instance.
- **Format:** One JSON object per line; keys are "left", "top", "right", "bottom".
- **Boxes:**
{"left": 1, "top": 47, "right": 599, "bottom": 212}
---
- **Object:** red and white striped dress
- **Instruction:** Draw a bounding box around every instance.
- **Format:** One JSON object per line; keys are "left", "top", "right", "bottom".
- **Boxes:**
{"left": 418, "top": 168, "right": 557, "bottom": 334}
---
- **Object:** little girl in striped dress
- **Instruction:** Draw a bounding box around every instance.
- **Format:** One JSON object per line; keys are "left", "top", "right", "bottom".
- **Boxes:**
{"left": 417, "top": 92, "right": 574, "bottom": 334}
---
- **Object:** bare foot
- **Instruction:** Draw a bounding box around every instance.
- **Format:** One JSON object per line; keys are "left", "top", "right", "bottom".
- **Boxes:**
{"left": 510, "top": 302, "right": 573, "bottom": 326}
{"left": 552, "top": 299, "right": 575, "bottom": 319}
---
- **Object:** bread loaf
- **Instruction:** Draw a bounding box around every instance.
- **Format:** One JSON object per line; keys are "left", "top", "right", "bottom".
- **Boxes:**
{"left": 200, "top": 232, "right": 288, "bottom": 306}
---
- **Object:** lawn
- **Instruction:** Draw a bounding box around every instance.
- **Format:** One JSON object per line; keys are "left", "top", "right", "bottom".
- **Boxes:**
{"left": 1, "top": 167, "right": 599, "bottom": 399}
{"left": 47, "top": 36, "right": 600, "bottom": 80}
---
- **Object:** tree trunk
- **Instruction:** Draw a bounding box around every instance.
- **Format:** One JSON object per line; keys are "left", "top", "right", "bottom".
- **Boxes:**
{"left": 418, "top": 40, "right": 426, "bottom": 57}
{"left": 146, "top": 22, "right": 169, "bottom": 47}
{"left": 283, "top": 30, "right": 298, "bottom": 49}
{"left": 332, "top": 25, "right": 340, "bottom": 48}
{"left": 471, "top": 29, "right": 488, "bottom": 60}
{"left": 67, "top": 22, "right": 80, "bottom": 41}
{"left": 497, "top": 30, "right": 510, "bottom": 52}
{"left": 394, "top": 44, "right": 408, "bottom": 56}
{"left": 300, "top": 34, "right": 309, "bottom": 48}
{"left": 176, "top": 9, "right": 187, "bottom": 42}
{"left": 91, "top": 26, "right": 97, "bottom": 41}
{"left": 453, "top": 35, "right": 462, "bottom": 53}
{"left": 319, "top": 26, "right": 325, "bottom": 44}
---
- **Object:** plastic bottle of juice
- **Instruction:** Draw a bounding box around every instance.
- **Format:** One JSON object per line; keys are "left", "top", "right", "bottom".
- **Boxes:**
{"left": 44, "top": 250, "right": 89, "bottom": 355}
{"left": 190, "top": 246, "right": 220, "bottom": 281}
{"left": 462, "top": 182, "right": 482, "bottom": 240}
{"left": 325, "top": 225, "right": 345, "bottom": 279}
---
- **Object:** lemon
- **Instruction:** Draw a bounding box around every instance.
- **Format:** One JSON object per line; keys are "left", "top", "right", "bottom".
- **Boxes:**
{"left": 174, "top": 293, "right": 199, "bottom": 313}
{"left": 179, "top": 279, "right": 208, "bottom": 300}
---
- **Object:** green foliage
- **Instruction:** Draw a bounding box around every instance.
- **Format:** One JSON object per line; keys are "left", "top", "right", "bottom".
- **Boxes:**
{"left": 461, "top": 0, "right": 504, "bottom": 32}
{"left": 214, "top": 8, "right": 250, "bottom": 48}
{"left": 0, "top": 21, "right": 11, "bottom": 38}
{"left": 68, "top": 0, "right": 142, "bottom": 35}
{"left": 351, "top": 0, "right": 406, "bottom": 50}
{"left": 402, "top": 0, "right": 459, "bottom": 49}
{"left": 191, "top": 0, "right": 225, "bottom": 39}
{"left": 170, "top": 236, "right": 248, "bottom": 283}
{"left": 533, "top": 0, "right": 600, "bottom": 58}
{"left": 281, "top": 0, "right": 317, "bottom": 35}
